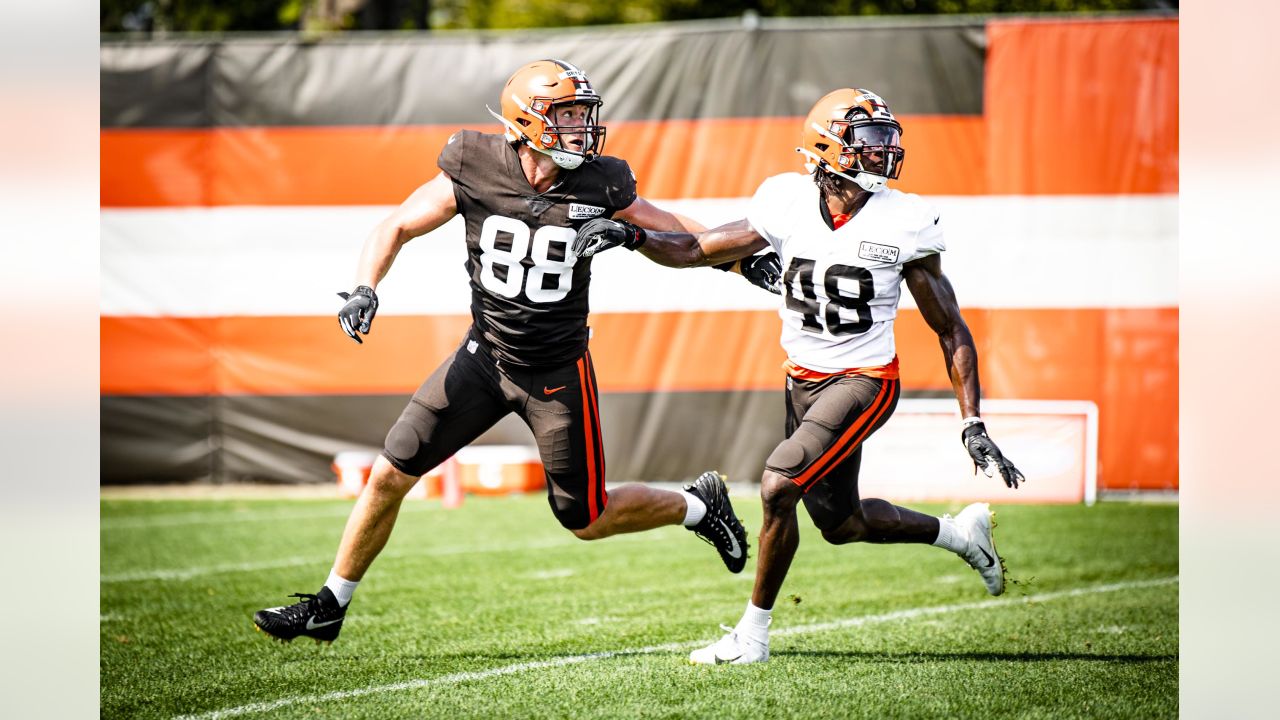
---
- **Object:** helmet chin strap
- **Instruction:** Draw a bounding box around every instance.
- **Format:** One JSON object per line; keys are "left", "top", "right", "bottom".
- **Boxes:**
{"left": 849, "top": 171, "right": 888, "bottom": 193}
{"left": 539, "top": 147, "right": 585, "bottom": 170}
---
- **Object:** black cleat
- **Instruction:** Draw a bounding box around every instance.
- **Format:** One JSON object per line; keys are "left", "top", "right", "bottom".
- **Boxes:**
{"left": 253, "top": 587, "right": 347, "bottom": 644}
{"left": 685, "top": 471, "right": 750, "bottom": 573}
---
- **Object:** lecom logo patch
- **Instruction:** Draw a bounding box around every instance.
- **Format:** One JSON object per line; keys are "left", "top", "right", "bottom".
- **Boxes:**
{"left": 568, "top": 203, "right": 606, "bottom": 219}
{"left": 858, "top": 241, "right": 900, "bottom": 264}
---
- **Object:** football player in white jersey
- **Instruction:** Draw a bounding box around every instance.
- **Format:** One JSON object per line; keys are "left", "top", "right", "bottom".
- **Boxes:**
{"left": 573, "top": 88, "right": 1025, "bottom": 665}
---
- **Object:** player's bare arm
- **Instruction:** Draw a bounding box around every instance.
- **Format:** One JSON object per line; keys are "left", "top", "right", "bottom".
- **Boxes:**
{"left": 903, "top": 253, "right": 980, "bottom": 417}
{"left": 576, "top": 208, "right": 780, "bottom": 292}
{"left": 905, "top": 253, "right": 1025, "bottom": 488}
{"left": 338, "top": 172, "right": 458, "bottom": 344}
{"left": 614, "top": 195, "right": 706, "bottom": 235}
{"left": 573, "top": 216, "right": 767, "bottom": 267}
{"left": 355, "top": 171, "right": 459, "bottom": 288}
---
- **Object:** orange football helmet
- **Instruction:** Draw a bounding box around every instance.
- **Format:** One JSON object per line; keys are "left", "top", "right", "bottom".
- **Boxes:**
{"left": 797, "top": 88, "right": 904, "bottom": 193}
{"left": 486, "top": 59, "right": 605, "bottom": 170}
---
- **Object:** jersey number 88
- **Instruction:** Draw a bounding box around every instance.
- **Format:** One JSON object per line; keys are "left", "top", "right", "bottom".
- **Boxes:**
{"left": 478, "top": 215, "right": 576, "bottom": 303}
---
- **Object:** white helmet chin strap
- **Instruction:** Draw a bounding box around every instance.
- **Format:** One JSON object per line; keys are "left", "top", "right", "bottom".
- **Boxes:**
{"left": 540, "top": 147, "right": 585, "bottom": 170}
{"left": 851, "top": 171, "right": 888, "bottom": 193}
{"left": 486, "top": 104, "right": 586, "bottom": 170}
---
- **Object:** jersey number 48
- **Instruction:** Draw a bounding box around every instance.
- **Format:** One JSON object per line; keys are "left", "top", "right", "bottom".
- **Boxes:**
{"left": 478, "top": 215, "right": 576, "bottom": 303}
{"left": 783, "top": 257, "right": 874, "bottom": 336}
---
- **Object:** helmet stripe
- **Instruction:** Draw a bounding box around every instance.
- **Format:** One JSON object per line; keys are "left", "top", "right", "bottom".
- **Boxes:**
{"left": 550, "top": 59, "right": 587, "bottom": 89}
{"left": 554, "top": 59, "right": 586, "bottom": 76}
{"left": 549, "top": 59, "right": 601, "bottom": 101}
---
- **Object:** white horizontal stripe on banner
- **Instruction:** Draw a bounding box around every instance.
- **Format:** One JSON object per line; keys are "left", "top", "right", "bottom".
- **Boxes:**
{"left": 100, "top": 195, "right": 1176, "bottom": 317}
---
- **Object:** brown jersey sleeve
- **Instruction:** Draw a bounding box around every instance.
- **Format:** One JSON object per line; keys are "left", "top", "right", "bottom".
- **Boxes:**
{"left": 593, "top": 156, "right": 638, "bottom": 214}
{"left": 437, "top": 130, "right": 471, "bottom": 189}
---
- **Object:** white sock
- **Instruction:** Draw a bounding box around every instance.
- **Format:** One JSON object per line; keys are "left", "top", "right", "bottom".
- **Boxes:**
{"left": 325, "top": 569, "right": 359, "bottom": 607}
{"left": 932, "top": 516, "right": 968, "bottom": 554}
{"left": 679, "top": 490, "right": 707, "bottom": 527}
{"left": 736, "top": 601, "right": 772, "bottom": 643}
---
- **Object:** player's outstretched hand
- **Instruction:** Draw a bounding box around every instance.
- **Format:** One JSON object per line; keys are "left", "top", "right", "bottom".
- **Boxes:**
{"left": 962, "top": 422, "right": 1025, "bottom": 489}
{"left": 337, "top": 285, "right": 378, "bottom": 344}
{"left": 573, "top": 217, "right": 647, "bottom": 258}
{"left": 740, "top": 252, "right": 783, "bottom": 294}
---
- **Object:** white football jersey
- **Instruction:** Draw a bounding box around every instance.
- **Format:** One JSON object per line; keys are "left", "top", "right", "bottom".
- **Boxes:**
{"left": 747, "top": 172, "right": 945, "bottom": 373}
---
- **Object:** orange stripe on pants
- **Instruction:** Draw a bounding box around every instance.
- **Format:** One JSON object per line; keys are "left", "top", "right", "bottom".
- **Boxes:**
{"left": 577, "top": 356, "right": 600, "bottom": 524}
{"left": 792, "top": 379, "right": 897, "bottom": 491}
{"left": 584, "top": 350, "right": 608, "bottom": 515}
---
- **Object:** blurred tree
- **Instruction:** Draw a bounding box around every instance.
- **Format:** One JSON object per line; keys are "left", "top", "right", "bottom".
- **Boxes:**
{"left": 101, "top": 0, "right": 297, "bottom": 32}
{"left": 101, "top": 0, "right": 1176, "bottom": 33}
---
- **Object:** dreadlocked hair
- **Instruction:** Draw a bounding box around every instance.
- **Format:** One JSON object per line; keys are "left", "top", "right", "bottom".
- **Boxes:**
{"left": 812, "top": 167, "right": 843, "bottom": 197}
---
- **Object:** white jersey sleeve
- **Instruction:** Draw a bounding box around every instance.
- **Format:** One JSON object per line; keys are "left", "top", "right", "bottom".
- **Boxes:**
{"left": 746, "top": 173, "right": 810, "bottom": 255}
{"left": 901, "top": 194, "right": 946, "bottom": 262}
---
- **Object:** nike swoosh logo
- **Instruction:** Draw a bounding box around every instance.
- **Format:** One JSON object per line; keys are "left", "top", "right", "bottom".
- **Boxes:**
{"left": 715, "top": 653, "right": 743, "bottom": 664}
{"left": 717, "top": 518, "right": 743, "bottom": 559}
{"left": 305, "top": 616, "right": 344, "bottom": 630}
{"left": 543, "top": 385, "right": 566, "bottom": 396}
{"left": 977, "top": 546, "right": 995, "bottom": 568}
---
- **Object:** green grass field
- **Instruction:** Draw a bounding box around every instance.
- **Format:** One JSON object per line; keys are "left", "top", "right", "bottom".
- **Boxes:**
{"left": 101, "top": 493, "right": 1177, "bottom": 719}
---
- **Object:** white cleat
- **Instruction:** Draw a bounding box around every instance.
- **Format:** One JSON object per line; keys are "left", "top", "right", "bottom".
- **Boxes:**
{"left": 689, "top": 625, "right": 769, "bottom": 665}
{"left": 956, "top": 502, "right": 1005, "bottom": 596}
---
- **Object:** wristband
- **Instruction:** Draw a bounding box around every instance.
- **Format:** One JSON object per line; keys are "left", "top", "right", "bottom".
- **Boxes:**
{"left": 624, "top": 225, "right": 648, "bottom": 250}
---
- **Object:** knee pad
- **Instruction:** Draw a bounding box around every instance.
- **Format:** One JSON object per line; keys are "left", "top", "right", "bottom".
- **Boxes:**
{"left": 765, "top": 438, "right": 809, "bottom": 476}
{"left": 383, "top": 420, "right": 421, "bottom": 465}
{"left": 384, "top": 420, "right": 424, "bottom": 466}
{"left": 383, "top": 402, "right": 437, "bottom": 474}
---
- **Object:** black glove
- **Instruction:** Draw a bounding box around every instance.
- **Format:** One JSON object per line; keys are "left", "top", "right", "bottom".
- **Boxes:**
{"left": 737, "top": 252, "right": 783, "bottom": 294}
{"left": 962, "top": 421, "right": 1025, "bottom": 489}
{"left": 337, "top": 285, "right": 378, "bottom": 344}
{"left": 573, "top": 217, "right": 647, "bottom": 258}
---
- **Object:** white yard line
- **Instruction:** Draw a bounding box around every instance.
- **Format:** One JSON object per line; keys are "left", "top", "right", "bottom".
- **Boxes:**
{"left": 100, "top": 539, "right": 575, "bottom": 583}
{"left": 101, "top": 504, "right": 437, "bottom": 530}
{"left": 101, "top": 530, "right": 676, "bottom": 584}
{"left": 174, "top": 576, "right": 1178, "bottom": 720}
{"left": 102, "top": 556, "right": 334, "bottom": 583}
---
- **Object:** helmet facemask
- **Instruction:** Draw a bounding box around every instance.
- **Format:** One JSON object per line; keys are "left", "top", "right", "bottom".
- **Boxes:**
{"left": 832, "top": 121, "right": 904, "bottom": 192}
{"left": 535, "top": 99, "right": 606, "bottom": 169}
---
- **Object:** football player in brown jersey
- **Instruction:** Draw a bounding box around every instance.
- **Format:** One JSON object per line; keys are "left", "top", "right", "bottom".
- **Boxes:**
{"left": 253, "top": 59, "right": 776, "bottom": 645}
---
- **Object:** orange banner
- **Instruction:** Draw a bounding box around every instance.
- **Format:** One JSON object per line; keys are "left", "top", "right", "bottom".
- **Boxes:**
{"left": 101, "top": 306, "right": 1177, "bottom": 489}
{"left": 103, "top": 116, "right": 1021, "bottom": 207}
{"left": 985, "top": 18, "right": 1178, "bottom": 195}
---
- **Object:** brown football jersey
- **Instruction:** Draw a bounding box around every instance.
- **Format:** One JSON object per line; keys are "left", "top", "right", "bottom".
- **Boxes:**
{"left": 438, "top": 130, "right": 637, "bottom": 368}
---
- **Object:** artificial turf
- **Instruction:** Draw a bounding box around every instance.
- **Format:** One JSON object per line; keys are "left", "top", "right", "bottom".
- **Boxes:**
{"left": 101, "top": 494, "right": 1177, "bottom": 719}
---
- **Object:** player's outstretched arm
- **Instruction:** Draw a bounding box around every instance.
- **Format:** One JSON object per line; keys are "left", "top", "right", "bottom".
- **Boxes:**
{"left": 573, "top": 216, "right": 768, "bottom": 268}
{"left": 904, "top": 254, "right": 1025, "bottom": 488}
{"left": 338, "top": 171, "right": 458, "bottom": 344}
{"left": 614, "top": 195, "right": 706, "bottom": 235}
{"left": 575, "top": 197, "right": 777, "bottom": 292}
